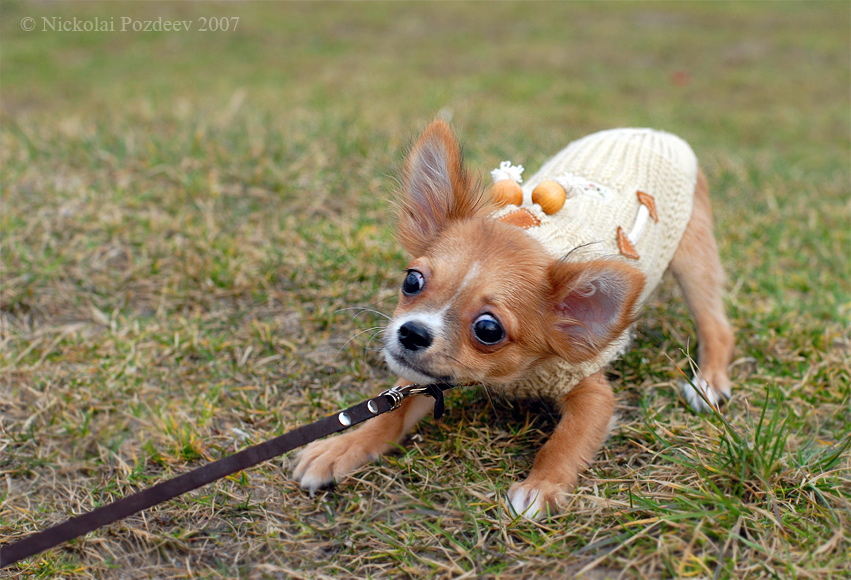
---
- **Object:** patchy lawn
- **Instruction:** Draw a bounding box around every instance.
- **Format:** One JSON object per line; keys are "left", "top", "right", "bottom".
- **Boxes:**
{"left": 1, "top": 2, "right": 849, "bottom": 578}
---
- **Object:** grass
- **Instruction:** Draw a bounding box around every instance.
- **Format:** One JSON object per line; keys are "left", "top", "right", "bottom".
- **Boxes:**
{"left": 1, "top": 1, "right": 849, "bottom": 578}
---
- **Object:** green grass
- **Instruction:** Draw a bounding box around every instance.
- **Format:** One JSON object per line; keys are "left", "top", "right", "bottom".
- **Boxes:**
{"left": 2, "top": 1, "right": 849, "bottom": 578}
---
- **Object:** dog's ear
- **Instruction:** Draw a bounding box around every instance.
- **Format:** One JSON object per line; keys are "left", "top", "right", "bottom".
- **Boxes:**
{"left": 545, "top": 259, "right": 645, "bottom": 364}
{"left": 397, "top": 120, "right": 482, "bottom": 256}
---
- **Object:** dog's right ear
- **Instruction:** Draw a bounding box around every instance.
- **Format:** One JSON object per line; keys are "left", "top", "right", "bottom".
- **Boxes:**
{"left": 397, "top": 120, "right": 482, "bottom": 256}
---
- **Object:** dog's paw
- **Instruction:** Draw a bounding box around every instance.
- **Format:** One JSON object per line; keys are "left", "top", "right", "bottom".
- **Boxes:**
{"left": 506, "top": 479, "right": 563, "bottom": 520}
{"left": 681, "top": 373, "right": 731, "bottom": 413}
{"left": 292, "top": 433, "right": 379, "bottom": 494}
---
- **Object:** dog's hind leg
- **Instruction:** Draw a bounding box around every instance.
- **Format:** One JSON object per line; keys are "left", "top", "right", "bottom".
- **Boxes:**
{"left": 669, "top": 169, "right": 735, "bottom": 412}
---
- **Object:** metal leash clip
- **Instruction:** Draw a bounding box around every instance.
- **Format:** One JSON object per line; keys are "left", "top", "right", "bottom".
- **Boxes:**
{"left": 378, "top": 383, "right": 450, "bottom": 420}
{"left": 379, "top": 383, "right": 431, "bottom": 411}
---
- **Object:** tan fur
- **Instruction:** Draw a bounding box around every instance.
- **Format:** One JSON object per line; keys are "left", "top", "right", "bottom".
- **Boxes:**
{"left": 508, "top": 371, "right": 615, "bottom": 514}
{"left": 545, "top": 259, "right": 645, "bottom": 365}
{"left": 669, "top": 170, "right": 735, "bottom": 398}
{"left": 396, "top": 120, "right": 487, "bottom": 257}
{"left": 293, "top": 121, "right": 734, "bottom": 518}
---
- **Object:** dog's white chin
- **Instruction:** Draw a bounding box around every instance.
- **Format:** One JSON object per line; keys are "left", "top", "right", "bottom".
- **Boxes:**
{"left": 383, "top": 350, "right": 441, "bottom": 385}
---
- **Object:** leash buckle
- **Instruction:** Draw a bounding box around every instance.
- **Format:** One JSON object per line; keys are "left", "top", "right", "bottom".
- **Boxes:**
{"left": 380, "top": 383, "right": 430, "bottom": 410}
{"left": 379, "top": 383, "right": 449, "bottom": 420}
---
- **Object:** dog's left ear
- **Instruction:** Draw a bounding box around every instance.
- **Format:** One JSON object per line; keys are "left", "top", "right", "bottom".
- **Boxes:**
{"left": 397, "top": 120, "right": 482, "bottom": 256}
{"left": 545, "top": 259, "right": 645, "bottom": 364}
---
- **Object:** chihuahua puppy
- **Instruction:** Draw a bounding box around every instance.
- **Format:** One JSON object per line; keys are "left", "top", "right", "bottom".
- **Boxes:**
{"left": 293, "top": 120, "right": 734, "bottom": 518}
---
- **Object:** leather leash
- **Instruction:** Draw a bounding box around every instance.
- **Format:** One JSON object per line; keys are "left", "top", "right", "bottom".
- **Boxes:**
{"left": 1, "top": 382, "right": 453, "bottom": 569}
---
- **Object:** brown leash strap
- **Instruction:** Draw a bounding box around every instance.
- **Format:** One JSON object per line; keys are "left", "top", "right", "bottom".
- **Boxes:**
{"left": 1, "top": 383, "right": 452, "bottom": 569}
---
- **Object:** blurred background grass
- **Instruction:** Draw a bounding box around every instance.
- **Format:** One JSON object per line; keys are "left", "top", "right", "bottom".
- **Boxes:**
{"left": 1, "top": 1, "right": 849, "bottom": 578}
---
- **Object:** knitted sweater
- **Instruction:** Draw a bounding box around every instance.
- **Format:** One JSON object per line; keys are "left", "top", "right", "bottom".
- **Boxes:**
{"left": 490, "top": 128, "right": 699, "bottom": 401}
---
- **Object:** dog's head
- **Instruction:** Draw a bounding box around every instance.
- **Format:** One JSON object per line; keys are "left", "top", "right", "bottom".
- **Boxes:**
{"left": 383, "top": 120, "right": 644, "bottom": 386}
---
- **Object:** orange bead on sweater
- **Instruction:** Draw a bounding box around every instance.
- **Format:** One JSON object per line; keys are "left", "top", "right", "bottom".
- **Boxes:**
{"left": 491, "top": 180, "right": 523, "bottom": 207}
{"left": 531, "top": 180, "right": 567, "bottom": 214}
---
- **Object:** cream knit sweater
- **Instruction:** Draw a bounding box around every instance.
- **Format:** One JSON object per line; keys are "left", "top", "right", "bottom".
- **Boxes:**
{"left": 489, "top": 128, "right": 699, "bottom": 401}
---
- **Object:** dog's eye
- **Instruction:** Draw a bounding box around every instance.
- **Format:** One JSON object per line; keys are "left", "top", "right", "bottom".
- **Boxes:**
{"left": 402, "top": 270, "right": 425, "bottom": 295}
{"left": 472, "top": 313, "right": 505, "bottom": 345}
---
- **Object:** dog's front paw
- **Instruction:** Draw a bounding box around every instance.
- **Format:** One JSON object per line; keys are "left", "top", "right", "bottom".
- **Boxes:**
{"left": 507, "top": 478, "right": 565, "bottom": 520}
{"left": 681, "top": 372, "right": 731, "bottom": 413}
{"left": 292, "top": 433, "right": 379, "bottom": 494}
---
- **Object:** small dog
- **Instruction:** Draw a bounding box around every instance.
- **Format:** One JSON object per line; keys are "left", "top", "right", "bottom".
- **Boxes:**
{"left": 293, "top": 120, "right": 734, "bottom": 518}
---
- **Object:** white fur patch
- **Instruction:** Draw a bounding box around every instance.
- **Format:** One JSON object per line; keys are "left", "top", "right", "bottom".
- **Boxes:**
{"left": 455, "top": 261, "right": 480, "bottom": 297}
{"left": 507, "top": 486, "right": 545, "bottom": 520}
{"left": 298, "top": 471, "right": 329, "bottom": 496}
{"left": 388, "top": 310, "right": 446, "bottom": 343}
{"left": 384, "top": 352, "right": 439, "bottom": 385}
{"left": 383, "top": 310, "right": 447, "bottom": 383}
{"left": 681, "top": 375, "right": 720, "bottom": 413}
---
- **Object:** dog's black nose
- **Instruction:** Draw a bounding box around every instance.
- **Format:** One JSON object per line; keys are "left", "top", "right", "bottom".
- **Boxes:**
{"left": 398, "top": 321, "right": 433, "bottom": 351}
